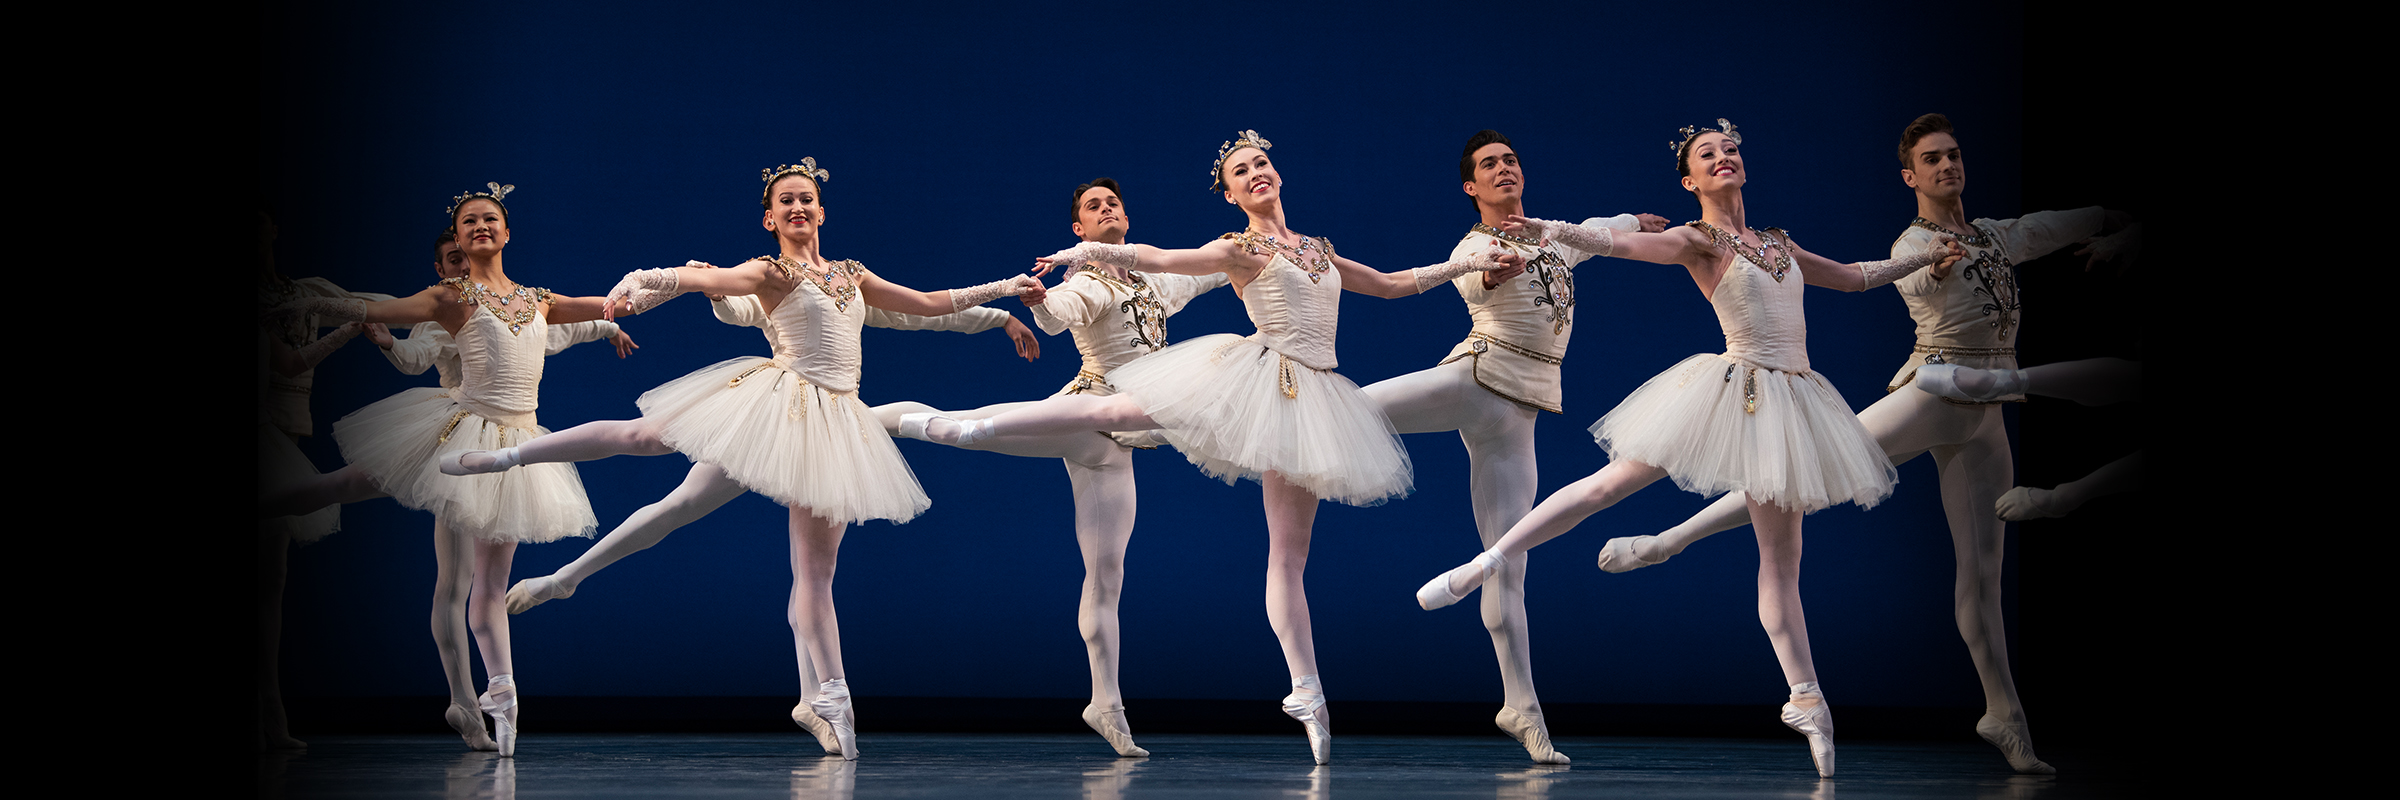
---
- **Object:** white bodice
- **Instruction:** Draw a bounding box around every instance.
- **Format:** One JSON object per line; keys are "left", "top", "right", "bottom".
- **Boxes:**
{"left": 1710, "top": 234, "right": 1810, "bottom": 374}
{"left": 761, "top": 260, "right": 870, "bottom": 394}
{"left": 1891, "top": 208, "right": 2103, "bottom": 350}
{"left": 1227, "top": 234, "right": 1342, "bottom": 371}
{"left": 450, "top": 299, "right": 548, "bottom": 422}
{"left": 1031, "top": 267, "right": 1228, "bottom": 378}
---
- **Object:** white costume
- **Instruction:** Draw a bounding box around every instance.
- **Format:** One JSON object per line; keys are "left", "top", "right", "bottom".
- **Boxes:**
{"left": 383, "top": 319, "right": 623, "bottom": 389}
{"left": 1631, "top": 208, "right": 2102, "bottom": 774}
{"left": 1029, "top": 266, "right": 1229, "bottom": 402}
{"left": 635, "top": 260, "right": 934, "bottom": 524}
{"left": 330, "top": 278, "right": 597, "bottom": 542}
{"left": 1108, "top": 233, "right": 1411, "bottom": 506}
{"left": 258, "top": 276, "right": 391, "bottom": 543}
{"left": 1595, "top": 227, "right": 1896, "bottom": 513}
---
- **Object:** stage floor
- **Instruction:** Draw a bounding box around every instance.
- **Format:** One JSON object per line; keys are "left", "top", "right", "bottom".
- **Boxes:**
{"left": 258, "top": 733, "right": 2120, "bottom": 799}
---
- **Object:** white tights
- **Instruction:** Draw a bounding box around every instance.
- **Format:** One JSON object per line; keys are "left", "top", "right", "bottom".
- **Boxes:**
{"left": 872, "top": 400, "right": 1137, "bottom": 708}
{"left": 1361, "top": 359, "right": 1545, "bottom": 714}
{"left": 430, "top": 518, "right": 517, "bottom": 712}
{"left": 1643, "top": 386, "right": 2021, "bottom": 717}
{"left": 973, "top": 393, "right": 1328, "bottom": 698}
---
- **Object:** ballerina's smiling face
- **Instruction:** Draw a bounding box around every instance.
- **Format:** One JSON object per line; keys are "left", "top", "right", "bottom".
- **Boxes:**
{"left": 453, "top": 199, "right": 510, "bottom": 257}
{"left": 763, "top": 174, "right": 824, "bottom": 241}
{"left": 1219, "top": 147, "right": 1280, "bottom": 207}
{"left": 1679, "top": 132, "right": 1745, "bottom": 194}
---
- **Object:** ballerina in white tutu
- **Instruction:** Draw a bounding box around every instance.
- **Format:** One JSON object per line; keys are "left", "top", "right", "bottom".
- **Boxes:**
{"left": 908, "top": 131, "right": 1524, "bottom": 764}
{"left": 446, "top": 159, "right": 1044, "bottom": 759}
{"left": 1412, "top": 120, "right": 1964, "bottom": 779}
{"left": 870, "top": 177, "right": 1228, "bottom": 758}
{"left": 1603, "top": 115, "right": 2139, "bottom": 774}
{"left": 259, "top": 184, "right": 622, "bottom": 756}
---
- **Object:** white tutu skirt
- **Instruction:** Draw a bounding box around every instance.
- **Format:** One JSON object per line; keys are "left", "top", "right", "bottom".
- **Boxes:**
{"left": 1110, "top": 334, "right": 1412, "bottom": 507}
{"left": 1592, "top": 354, "right": 1895, "bottom": 513}
{"left": 258, "top": 422, "right": 339, "bottom": 543}
{"left": 333, "top": 387, "right": 598, "bottom": 543}
{"left": 637, "top": 357, "right": 929, "bottom": 525}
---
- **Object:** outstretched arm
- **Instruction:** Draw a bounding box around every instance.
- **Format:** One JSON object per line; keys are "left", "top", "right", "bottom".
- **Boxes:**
{"left": 1794, "top": 234, "right": 1963, "bottom": 292}
{"left": 602, "top": 259, "right": 782, "bottom": 319}
{"left": 858, "top": 268, "right": 1044, "bottom": 317}
{"left": 270, "top": 285, "right": 448, "bottom": 327}
{"left": 1332, "top": 246, "right": 1526, "bottom": 299}
{"left": 1035, "top": 239, "right": 1251, "bottom": 284}
{"left": 270, "top": 322, "right": 366, "bottom": 377}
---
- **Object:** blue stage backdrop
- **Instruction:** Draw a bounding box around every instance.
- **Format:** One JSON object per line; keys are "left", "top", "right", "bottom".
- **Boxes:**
{"left": 264, "top": 1, "right": 2034, "bottom": 710}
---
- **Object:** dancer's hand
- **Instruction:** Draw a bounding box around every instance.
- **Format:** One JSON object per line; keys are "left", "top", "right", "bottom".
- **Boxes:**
{"left": 2074, "top": 223, "right": 2141, "bottom": 273}
{"left": 365, "top": 322, "right": 394, "bottom": 349}
{"left": 1001, "top": 316, "right": 1041, "bottom": 361}
{"left": 1928, "top": 234, "right": 1965, "bottom": 281}
{"left": 1479, "top": 245, "right": 1529, "bottom": 289}
{"left": 611, "top": 329, "right": 640, "bottom": 359}
{"left": 1634, "top": 213, "right": 1671, "bottom": 233}
{"left": 1500, "top": 214, "right": 1552, "bottom": 242}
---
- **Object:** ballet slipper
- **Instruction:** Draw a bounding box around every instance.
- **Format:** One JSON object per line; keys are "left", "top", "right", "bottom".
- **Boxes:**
{"left": 1282, "top": 675, "right": 1331, "bottom": 765}
{"left": 1082, "top": 703, "right": 1150, "bottom": 758}
{"left": 1995, "top": 486, "right": 2066, "bottom": 521}
{"left": 895, "top": 412, "right": 937, "bottom": 442}
{"left": 1780, "top": 684, "right": 1834, "bottom": 778}
{"left": 1495, "top": 707, "right": 1570, "bottom": 765}
{"left": 902, "top": 413, "right": 991, "bottom": 446}
{"left": 440, "top": 447, "right": 519, "bottom": 476}
{"left": 1912, "top": 364, "right": 2024, "bottom": 403}
{"left": 446, "top": 702, "right": 499, "bottom": 751}
{"left": 505, "top": 575, "right": 574, "bottom": 615}
{"left": 1596, "top": 535, "right": 1669, "bottom": 573}
{"left": 479, "top": 675, "right": 519, "bottom": 758}
{"left": 811, "top": 679, "right": 858, "bottom": 760}
{"left": 1417, "top": 551, "right": 1504, "bottom": 611}
{"left": 1976, "top": 714, "right": 2055, "bottom": 774}
{"left": 792, "top": 701, "right": 844, "bottom": 755}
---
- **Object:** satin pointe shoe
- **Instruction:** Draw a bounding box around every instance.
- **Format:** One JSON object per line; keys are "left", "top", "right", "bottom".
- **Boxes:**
{"left": 445, "top": 702, "right": 498, "bottom": 751}
{"left": 1082, "top": 703, "right": 1150, "bottom": 758}
{"left": 1417, "top": 551, "right": 1505, "bottom": 611}
{"left": 898, "top": 412, "right": 992, "bottom": 446}
{"left": 505, "top": 575, "right": 575, "bottom": 615}
{"left": 1912, "top": 364, "right": 2024, "bottom": 403}
{"left": 439, "top": 447, "right": 519, "bottom": 476}
{"left": 792, "top": 701, "right": 844, "bottom": 755}
{"left": 1596, "top": 535, "right": 1670, "bottom": 573}
{"left": 479, "top": 675, "right": 520, "bottom": 758}
{"left": 1780, "top": 684, "right": 1834, "bottom": 778}
{"left": 1282, "top": 675, "right": 1331, "bottom": 765}
{"left": 1495, "top": 707, "right": 1570, "bottom": 765}
{"left": 895, "top": 412, "right": 941, "bottom": 442}
{"left": 811, "top": 679, "right": 858, "bottom": 760}
{"left": 1976, "top": 714, "right": 2056, "bottom": 774}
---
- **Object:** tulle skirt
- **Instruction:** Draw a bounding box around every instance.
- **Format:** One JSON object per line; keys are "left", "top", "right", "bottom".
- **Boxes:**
{"left": 1110, "top": 334, "right": 1412, "bottom": 506}
{"left": 333, "top": 387, "right": 598, "bottom": 542}
{"left": 637, "top": 357, "right": 929, "bottom": 525}
{"left": 1592, "top": 354, "right": 1895, "bottom": 513}
{"left": 257, "top": 422, "right": 339, "bottom": 543}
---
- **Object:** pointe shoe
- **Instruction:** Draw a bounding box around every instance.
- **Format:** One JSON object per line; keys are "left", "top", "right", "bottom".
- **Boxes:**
{"left": 895, "top": 412, "right": 938, "bottom": 442}
{"left": 900, "top": 412, "right": 991, "bottom": 446}
{"left": 1417, "top": 551, "right": 1505, "bottom": 611}
{"left": 440, "top": 447, "right": 518, "bottom": 476}
{"left": 1976, "top": 714, "right": 2055, "bottom": 774}
{"left": 506, "top": 575, "right": 575, "bottom": 615}
{"left": 1780, "top": 686, "right": 1834, "bottom": 778}
{"left": 1912, "top": 364, "right": 2023, "bottom": 403}
{"left": 1995, "top": 486, "right": 2066, "bottom": 522}
{"left": 479, "top": 676, "right": 519, "bottom": 758}
{"left": 446, "top": 702, "right": 499, "bottom": 751}
{"left": 1282, "top": 676, "right": 1331, "bottom": 765}
{"left": 1495, "top": 707, "right": 1570, "bottom": 765}
{"left": 811, "top": 679, "right": 858, "bottom": 760}
{"left": 1596, "top": 535, "right": 1670, "bottom": 573}
{"left": 1082, "top": 703, "right": 1151, "bottom": 758}
{"left": 792, "top": 701, "right": 844, "bottom": 755}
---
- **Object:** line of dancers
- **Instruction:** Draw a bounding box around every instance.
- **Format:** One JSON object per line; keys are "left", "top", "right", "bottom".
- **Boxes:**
{"left": 259, "top": 116, "right": 2139, "bottom": 778}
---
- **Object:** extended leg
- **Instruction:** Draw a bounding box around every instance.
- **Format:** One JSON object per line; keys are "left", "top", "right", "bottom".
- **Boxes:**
{"left": 918, "top": 394, "right": 1159, "bottom": 446}
{"left": 788, "top": 508, "right": 856, "bottom": 759}
{"left": 507, "top": 463, "right": 749, "bottom": 613}
{"left": 259, "top": 463, "right": 385, "bottom": 519}
{"left": 451, "top": 418, "right": 674, "bottom": 473}
{"left": 430, "top": 518, "right": 497, "bottom": 751}
{"left": 1066, "top": 449, "right": 1148, "bottom": 757}
{"left": 879, "top": 400, "right": 1123, "bottom": 464}
{"left": 1422, "top": 459, "right": 1668, "bottom": 602}
{"left": 1608, "top": 388, "right": 1965, "bottom": 571}
{"left": 1262, "top": 472, "right": 1331, "bottom": 764}
{"left": 256, "top": 526, "right": 304, "bottom": 750}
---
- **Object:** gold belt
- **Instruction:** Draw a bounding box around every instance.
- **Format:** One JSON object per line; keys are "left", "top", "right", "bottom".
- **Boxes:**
{"left": 1913, "top": 343, "right": 2015, "bottom": 362}
{"left": 1466, "top": 331, "right": 1562, "bottom": 365}
{"left": 1070, "top": 369, "right": 1113, "bottom": 394}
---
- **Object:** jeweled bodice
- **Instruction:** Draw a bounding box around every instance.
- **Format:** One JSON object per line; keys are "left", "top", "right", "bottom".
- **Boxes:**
{"left": 451, "top": 297, "right": 548, "bottom": 419}
{"left": 1227, "top": 234, "right": 1342, "bottom": 370}
{"left": 765, "top": 259, "right": 870, "bottom": 393}
{"left": 1710, "top": 231, "right": 1809, "bottom": 374}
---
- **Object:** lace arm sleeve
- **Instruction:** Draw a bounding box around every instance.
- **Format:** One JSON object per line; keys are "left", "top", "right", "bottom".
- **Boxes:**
{"left": 1410, "top": 248, "right": 1516, "bottom": 295}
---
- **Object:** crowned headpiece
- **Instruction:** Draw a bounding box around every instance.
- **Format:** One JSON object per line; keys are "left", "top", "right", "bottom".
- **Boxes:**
{"left": 447, "top": 182, "right": 515, "bottom": 217}
{"left": 1671, "top": 118, "right": 1742, "bottom": 165}
{"left": 1210, "top": 130, "right": 1273, "bottom": 192}
{"left": 762, "top": 158, "right": 831, "bottom": 201}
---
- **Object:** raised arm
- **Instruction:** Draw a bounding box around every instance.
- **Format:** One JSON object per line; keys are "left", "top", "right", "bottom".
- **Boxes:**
{"left": 1035, "top": 239, "right": 1251, "bottom": 283}
{"left": 1330, "top": 246, "right": 1525, "bottom": 300}
{"left": 1505, "top": 214, "right": 1712, "bottom": 268}
{"left": 1794, "top": 234, "right": 1963, "bottom": 292}
{"left": 857, "top": 267, "right": 1043, "bottom": 318}
{"left": 601, "top": 259, "right": 783, "bottom": 320}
